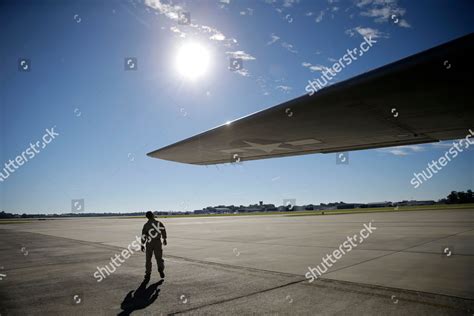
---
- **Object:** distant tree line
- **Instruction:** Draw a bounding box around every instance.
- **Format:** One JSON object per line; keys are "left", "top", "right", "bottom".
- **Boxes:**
{"left": 443, "top": 190, "right": 474, "bottom": 204}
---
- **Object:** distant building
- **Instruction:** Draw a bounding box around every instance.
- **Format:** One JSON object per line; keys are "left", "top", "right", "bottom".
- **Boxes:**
{"left": 292, "top": 205, "right": 305, "bottom": 211}
{"left": 215, "top": 207, "right": 232, "bottom": 213}
{"left": 336, "top": 203, "right": 364, "bottom": 209}
{"left": 361, "top": 202, "right": 393, "bottom": 208}
{"left": 395, "top": 200, "right": 434, "bottom": 206}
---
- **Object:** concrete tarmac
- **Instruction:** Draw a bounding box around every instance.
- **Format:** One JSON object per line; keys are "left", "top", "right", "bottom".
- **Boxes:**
{"left": 0, "top": 208, "right": 473, "bottom": 315}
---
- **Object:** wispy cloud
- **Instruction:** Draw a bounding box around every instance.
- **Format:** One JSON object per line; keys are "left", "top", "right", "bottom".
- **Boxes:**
{"left": 430, "top": 142, "right": 454, "bottom": 149}
{"left": 377, "top": 144, "right": 426, "bottom": 156}
{"left": 354, "top": 0, "right": 411, "bottom": 28}
{"left": 225, "top": 51, "right": 254, "bottom": 77}
{"left": 145, "top": 0, "right": 181, "bottom": 21}
{"left": 379, "top": 140, "right": 472, "bottom": 156}
{"left": 276, "top": 85, "right": 292, "bottom": 93}
{"left": 256, "top": 76, "right": 271, "bottom": 96}
{"left": 267, "top": 34, "right": 280, "bottom": 45}
{"left": 345, "top": 26, "right": 389, "bottom": 39}
{"left": 169, "top": 26, "right": 186, "bottom": 38}
{"left": 240, "top": 8, "right": 254, "bottom": 16}
{"left": 302, "top": 62, "right": 329, "bottom": 73}
{"left": 283, "top": 0, "right": 300, "bottom": 8}
{"left": 210, "top": 32, "right": 226, "bottom": 41}
{"left": 267, "top": 34, "right": 297, "bottom": 53}
{"left": 281, "top": 42, "right": 297, "bottom": 53}
{"left": 144, "top": 0, "right": 240, "bottom": 48}
{"left": 235, "top": 68, "right": 250, "bottom": 77}
{"left": 200, "top": 25, "right": 236, "bottom": 45}
{"left": 315, "top": 10, "right": 325, "bottom": 23}
{"left": 226, "top": 51, "right": 256, "bottom": 61}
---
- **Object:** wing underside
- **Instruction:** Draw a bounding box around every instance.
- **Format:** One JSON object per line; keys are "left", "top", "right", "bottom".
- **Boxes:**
{"left": 148, "top": 33, "right": 474, "bottom": 165}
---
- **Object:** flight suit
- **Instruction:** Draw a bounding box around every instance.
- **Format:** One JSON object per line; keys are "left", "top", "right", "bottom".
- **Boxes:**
{"left": 141, "top": 220, "right": 167, "bottom": 276}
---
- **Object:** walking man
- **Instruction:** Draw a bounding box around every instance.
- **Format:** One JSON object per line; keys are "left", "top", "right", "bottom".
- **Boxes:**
{"left": 141, "top": 211, "right": 167, "bottom": 280}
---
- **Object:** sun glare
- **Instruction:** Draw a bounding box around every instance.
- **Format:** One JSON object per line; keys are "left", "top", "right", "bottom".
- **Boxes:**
{"left": 175, "top": 41, "right": 210, "bottom": 80}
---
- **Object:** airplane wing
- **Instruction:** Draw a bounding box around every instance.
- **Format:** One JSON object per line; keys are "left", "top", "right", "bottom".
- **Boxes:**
{"left": 148, "top": 33, "right": 474, "bottom": 165}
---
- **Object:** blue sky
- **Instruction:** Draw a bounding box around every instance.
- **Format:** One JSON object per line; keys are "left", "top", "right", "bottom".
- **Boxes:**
{"left": 1, "top": 0, "right": 473, "bottom": 213}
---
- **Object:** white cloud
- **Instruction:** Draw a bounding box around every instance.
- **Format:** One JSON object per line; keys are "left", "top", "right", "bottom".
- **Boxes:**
{"left": 355, "top": 0, "right": 372, "bottom": 7}
{"left": 223, "top": 37, "right": 238, "bottom": 47}
{"left": 354, "top": 0, "right": 411, "bottom": 28}
{"left": 430, "top": 142, "right": 454, "bottom": 149}
{"left": 240, "top": 8, "right": 254, "bottom": 16}
{"left": 145, "top": 0, "right": 182, "bottom": 21}
{"left": 144, "top": 1, "right": 240, "bottom": 49}
{"left": 379, "top": 141, "right": 472, "bottom": 156}
{"left": 377, "top": 144, "right": 426, "bottom": 156}
{"left": 268, "top": 34, "right": 297, "bottom": 53}
{"left": 256, "top": 76, "right": 271, "bottom": 95}
{"left": 235, "top": 68, "right": 250, "bottom": 77}
{"left": 210, "top": 33, "right": 226, "bottom": 41}
{"left": 403, "top": 145, "right": 425, "bottom": 152}
{"left": 226, "top": 51, "right": 256, "bottom": 61}
{"left": 398, "top": 19, "right": 411, "bottom": 28}
{"left": 267, "top": 34, "right": 280, "bottom": 45}
{"left": 384, "top": 149, "right": 409, "bottom": 156}
{"left": 170, "top": 26, "right": 186, "bottom": 37}
{"left": 276, "top": 85, "right": 292, "bottom": 93}
{"left": 302, "top": 62, "right": 328, "bottom": 73}
{"left": 315, "top": 10, "right": 325, "bottom": 23}
{"left": 281, "top": 42, "right": 297, "bottom": 53}
{"left": 283, "top": 0, "right": 299, "bottom": 7}
{"left": 346, "top": 26, "right": 389, "bottom": 39}
{"left": 310, "top": 65, "right": 327, "bottom": 72}
{"left": 200, "top": 25, "right": 237, "bottom": 46}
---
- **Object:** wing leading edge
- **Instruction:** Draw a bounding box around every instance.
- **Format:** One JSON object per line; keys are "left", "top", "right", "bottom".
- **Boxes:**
{"left": 148, "top": 33, "right": 474, "bottom": 165}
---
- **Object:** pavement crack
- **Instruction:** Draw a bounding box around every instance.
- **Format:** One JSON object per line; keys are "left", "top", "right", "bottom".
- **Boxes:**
{"left": 168, "top": 279, "right": 304, "bottom": 315}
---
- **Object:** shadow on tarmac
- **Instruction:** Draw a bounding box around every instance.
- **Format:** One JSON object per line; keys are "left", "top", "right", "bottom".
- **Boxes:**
{"left": 118, "top": 278, "right": 164, "bottom": 315}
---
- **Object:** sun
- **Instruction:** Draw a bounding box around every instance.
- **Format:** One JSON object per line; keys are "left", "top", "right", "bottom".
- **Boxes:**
{"left": 175, "top": 41, "right": 211, "bottom": 80}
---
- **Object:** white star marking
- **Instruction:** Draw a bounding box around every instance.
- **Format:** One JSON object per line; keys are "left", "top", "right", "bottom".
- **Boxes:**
{"left": 242, "top": 141, "right": 290, "bottom": 153}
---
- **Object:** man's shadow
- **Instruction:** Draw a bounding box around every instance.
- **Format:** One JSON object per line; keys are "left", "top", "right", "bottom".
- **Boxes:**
{"left": 118, "top": 279, "right": 164, "bottom": 316}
